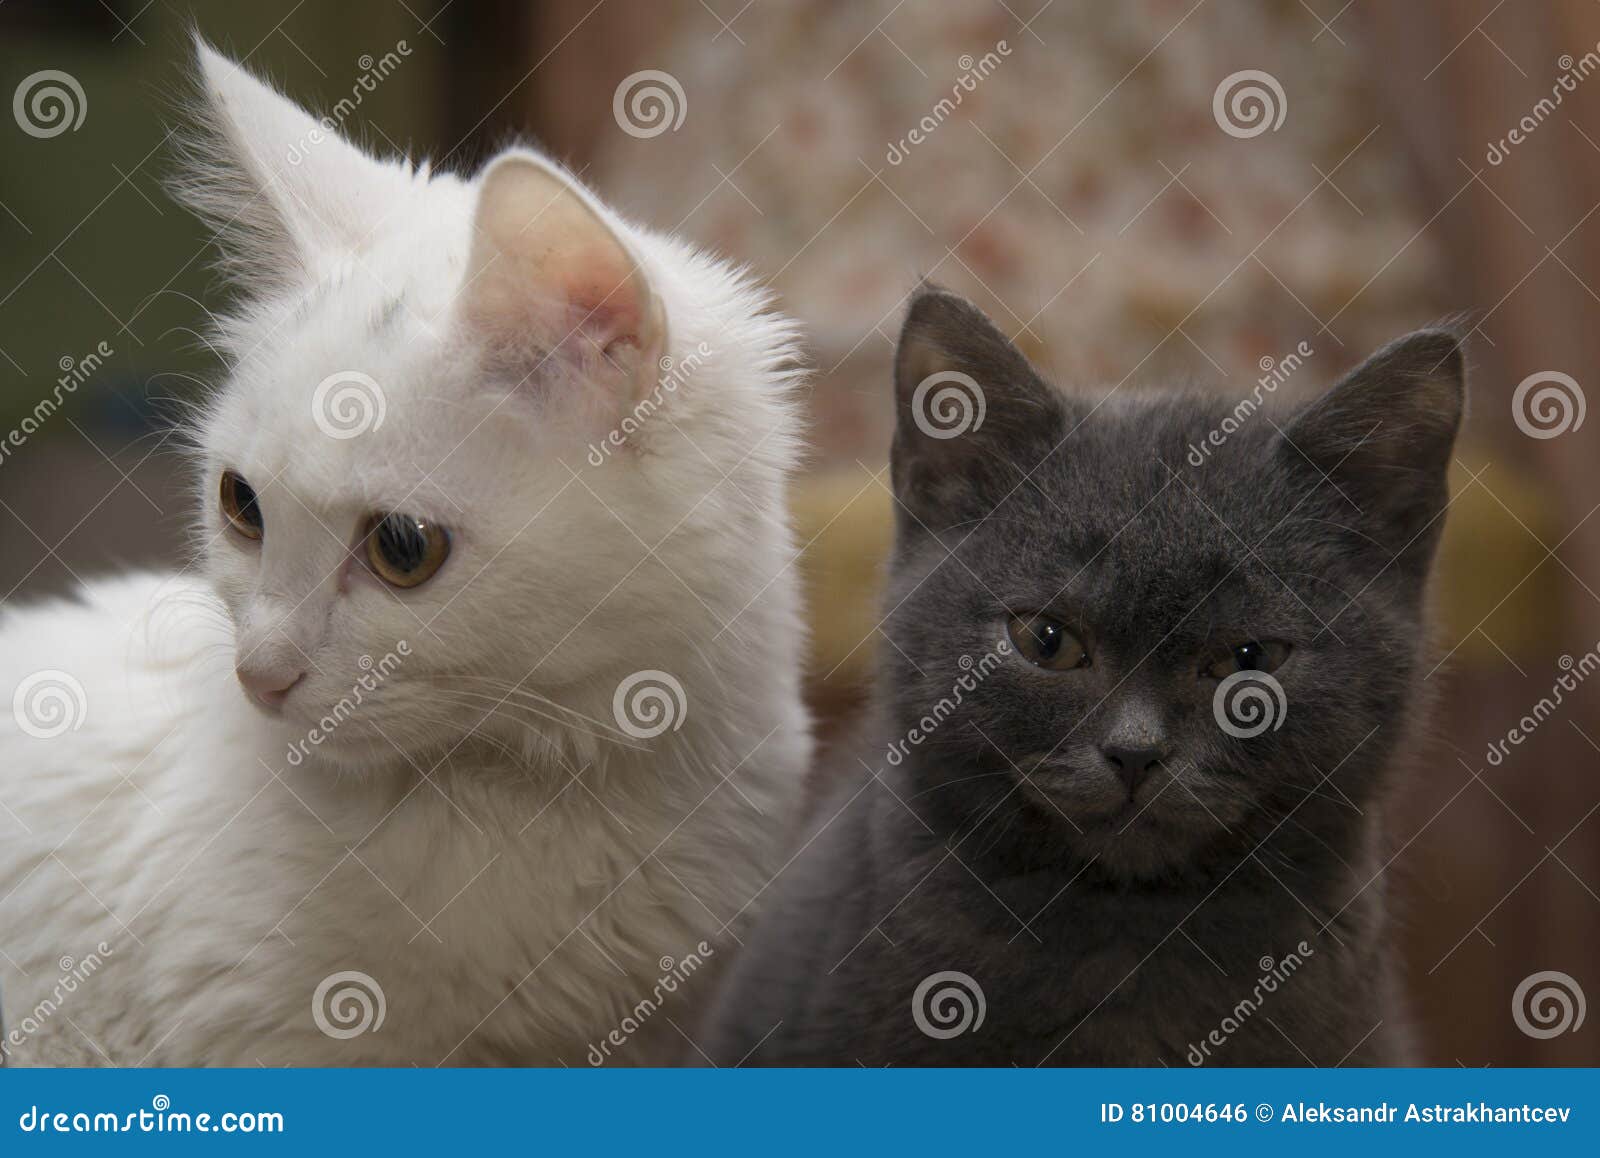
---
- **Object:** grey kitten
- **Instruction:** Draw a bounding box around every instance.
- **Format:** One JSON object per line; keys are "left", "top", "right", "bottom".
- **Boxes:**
{"left": 701, "top": 288, "right": 1464, "bottom": 1066}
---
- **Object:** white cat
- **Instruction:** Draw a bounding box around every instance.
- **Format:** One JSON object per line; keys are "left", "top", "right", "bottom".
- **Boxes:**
{"left": 0, "top": 43, "right": 810, "bottom": 1066}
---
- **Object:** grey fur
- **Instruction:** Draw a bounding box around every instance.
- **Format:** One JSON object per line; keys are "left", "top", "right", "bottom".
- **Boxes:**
{"left": 700, "top": 288, "right": 1464, "bottom": 1066}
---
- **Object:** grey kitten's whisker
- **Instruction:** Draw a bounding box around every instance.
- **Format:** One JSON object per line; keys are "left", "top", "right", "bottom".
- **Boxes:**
{"left": 1276, "top": 814, "right": 1355, "bottom": 870}
{"left": 1292, "top": 784, "right": 1364, "bottom": 814}
{"left": 1277, "top": 570, "right": 1361, "bottom": 605}
{"left": 1278, "top": 517, "right": 1390, "bottom": 552}
{"left": 906, "top": 771, "right": 1014, "bottom": 799}
{"left": 972, "top": 808, "right": 1020, "bottom": 858}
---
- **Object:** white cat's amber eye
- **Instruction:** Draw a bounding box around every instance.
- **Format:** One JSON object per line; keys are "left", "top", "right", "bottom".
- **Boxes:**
{"left": 363, "top": 513, "right": 451, "bottom": 589}
{"left": 1205, "top": 640, "right": 1292, "bottom": 680}
{"left": 1007, "top": 614, "right": 1090, "bottom": 671}
{"left": 220, "top": 470, "right": 263, "bottom": 540}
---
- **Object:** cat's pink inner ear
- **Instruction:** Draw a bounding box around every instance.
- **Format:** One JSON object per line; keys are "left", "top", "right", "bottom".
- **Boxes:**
{"left": 461, "top": 155, "right": 663, "bottom": 392}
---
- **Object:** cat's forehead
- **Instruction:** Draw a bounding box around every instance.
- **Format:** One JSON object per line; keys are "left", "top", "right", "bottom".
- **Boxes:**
{"left": 205, "top": 284, "right": 533, "bottom": 514}
{"left": 228, "top": 267, "right": 443, "bottom": 392}
{"left": 959, "top": 392, "right": 1319, "bottom": 612}
{"left": 1048, "top": 394, "right": 1282, "bottom": 515}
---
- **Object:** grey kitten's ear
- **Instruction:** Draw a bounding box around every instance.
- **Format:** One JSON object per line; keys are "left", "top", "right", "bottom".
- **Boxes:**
{"left": 1278, "top": 328, "right": 1465, "bottom": 557}
{"left": 891, "top": 287, "right": 1066, "bottom": 532}
{"left": 179, "top": 39, "right": 413, "bottom": 296}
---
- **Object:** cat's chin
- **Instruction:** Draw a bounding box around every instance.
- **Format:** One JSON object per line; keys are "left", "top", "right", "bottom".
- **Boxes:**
{"left": 1013, "top": 762, "right": 1228, "bottom": 879}
{"left": 258, "top": 708, "right": 433, "bottom": 775}
{"left": 1057, "top": 822, "right": 1217, "bottom": 881}
{"left": 274, "top": 730, "right": 405, "bottom": 774}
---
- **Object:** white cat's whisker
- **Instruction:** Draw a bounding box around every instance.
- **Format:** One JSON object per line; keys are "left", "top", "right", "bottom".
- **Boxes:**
{"left": 424, "top": 674, "right": 626, "bottom": 737}
{"left": 429, "top": 687, "right": 647, "bottom": 753}
{"left": 400, "top": 708, "right": 529, "bottom": 766}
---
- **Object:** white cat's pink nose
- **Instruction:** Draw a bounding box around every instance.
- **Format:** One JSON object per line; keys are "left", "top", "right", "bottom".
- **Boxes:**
{"left": 236, "top": 665, "right": 304, "bottom": 711}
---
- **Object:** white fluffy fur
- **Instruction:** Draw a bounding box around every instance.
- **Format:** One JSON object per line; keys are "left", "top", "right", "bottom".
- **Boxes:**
{"left": 0, "top": 44, "right": 810, "bottom": 1065}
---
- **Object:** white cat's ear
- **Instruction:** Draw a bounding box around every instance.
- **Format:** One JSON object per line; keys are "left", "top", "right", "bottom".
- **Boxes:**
{"left": 457, "top": 151, "right": 665, "bottom": 399}
{"left": 181, "top": 38, "right": 409, "bottom": 292}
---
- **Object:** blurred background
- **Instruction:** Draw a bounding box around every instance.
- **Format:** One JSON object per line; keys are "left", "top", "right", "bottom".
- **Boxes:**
{"left": 1, "top": 0, "right": 1596, "bottom": 1064}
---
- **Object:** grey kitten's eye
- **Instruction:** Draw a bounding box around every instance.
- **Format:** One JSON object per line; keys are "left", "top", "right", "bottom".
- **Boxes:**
{"left": 1205, "top": 640, "right": 1292, "bottom": 679}
{"left": 1007, "top": 614, "right": 1090, "bottom": 670}
{"left": 364, "top": 513, "right": 450, "bottom": 588}
{"left": 220, "top": 470, "right": 263, "bottom": 540}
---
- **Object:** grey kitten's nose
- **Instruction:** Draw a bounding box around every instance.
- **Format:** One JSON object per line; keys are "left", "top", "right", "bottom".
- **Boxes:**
{"left": 1102, "top": 741, "right": 1168, "bottom": 794}
{"left": 236, "top": 665, "right": 304, "bottom": 712}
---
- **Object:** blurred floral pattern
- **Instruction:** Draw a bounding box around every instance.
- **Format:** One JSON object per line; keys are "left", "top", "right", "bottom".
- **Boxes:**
{"left": 598, "top": 0, "right": 1442, "bottom": 465}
